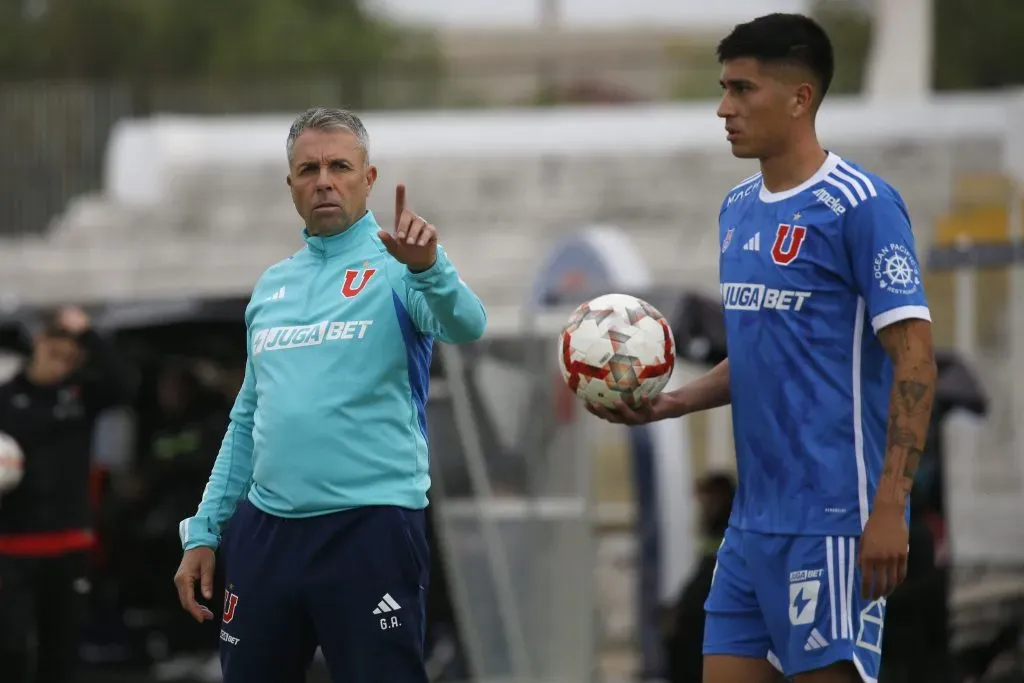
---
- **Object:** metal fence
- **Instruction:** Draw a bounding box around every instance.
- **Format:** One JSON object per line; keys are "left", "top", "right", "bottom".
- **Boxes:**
{"left": 0, "top": 83, "right": 131, "bottom": 237}
{"left": 428, "top": 335, "right": 597, "bottom": 683}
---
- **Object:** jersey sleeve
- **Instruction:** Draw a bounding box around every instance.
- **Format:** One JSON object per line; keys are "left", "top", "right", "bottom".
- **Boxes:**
{"left": 405, "top": 246, "right": 487, "bottom": 344}
{"left": 843, "top": 194, "right": 931, "bottom": 334}
{"left": 178, "top": 354, "right": 257, "bottom": 551}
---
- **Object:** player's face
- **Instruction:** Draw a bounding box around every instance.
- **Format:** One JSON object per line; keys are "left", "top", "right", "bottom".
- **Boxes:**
{"left": 717, "top": 58, "right": 799, "bottom": 159}
{"left": 287, "top": 128, "right": 377, "bottom": 236}
{"left": 30, "top": 335, "right": 82, "bottom": 385}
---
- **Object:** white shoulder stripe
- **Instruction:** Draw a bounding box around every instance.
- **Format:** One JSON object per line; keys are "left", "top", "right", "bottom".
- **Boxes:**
{"left": 836, "top": 160, "right": 878, "bottom": 197}
{"left": 831, "top": 167, "right": 868, "bottom": 201}
{"left": 729, "top": 172, "right": 762, "bottom": 192}
{"left": 824, "top": 174, "right": 860, "bottom": 208}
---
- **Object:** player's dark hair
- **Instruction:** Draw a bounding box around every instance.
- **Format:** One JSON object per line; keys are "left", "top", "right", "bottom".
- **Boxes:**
{"left": 717, "top": 13, "right": 835, "bottom": 100}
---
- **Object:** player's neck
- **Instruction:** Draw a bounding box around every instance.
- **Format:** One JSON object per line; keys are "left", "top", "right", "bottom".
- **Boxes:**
{"left": 759, "top": 138, "right": 828, "bottom": 195}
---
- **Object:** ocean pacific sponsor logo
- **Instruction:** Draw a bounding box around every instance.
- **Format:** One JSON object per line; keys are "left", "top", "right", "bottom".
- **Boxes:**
{"left": 720, "top": 282, "right": 812, "bottom": 312}
{"left": 252, "top": 320, "right": 374, "bottom": 354}
{"left": 873, "top": 243, "right": 922, "bottom": 296}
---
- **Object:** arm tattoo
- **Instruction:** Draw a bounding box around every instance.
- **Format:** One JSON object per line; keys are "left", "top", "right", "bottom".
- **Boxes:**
{"left": 875, "top": 320, "right": 937, "bottom": 507}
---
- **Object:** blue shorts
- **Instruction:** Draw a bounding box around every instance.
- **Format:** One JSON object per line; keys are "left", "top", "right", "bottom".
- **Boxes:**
{"left": 218, "top": 501, "right": 429, "bottom": 683}
{"left": 703, "top": 527, "right": 884, "bottom": 682}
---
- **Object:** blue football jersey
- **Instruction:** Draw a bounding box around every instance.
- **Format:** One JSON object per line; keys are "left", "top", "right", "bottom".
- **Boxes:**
{"left": 718, "top": 152, "right": 930, "bottom": 537}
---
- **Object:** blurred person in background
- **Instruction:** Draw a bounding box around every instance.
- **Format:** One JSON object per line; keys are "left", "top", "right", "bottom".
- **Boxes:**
{"left": 126, "top": 360, "right": 228, "bottom": 529}
{"left": 664, "top": 471, "right": 735, "bottom": 683}
{"left": 115, "top": 360, "right": 228, "bottom": 654}
{"left": 0, "top": 306, "right": 136, "bottom": 683}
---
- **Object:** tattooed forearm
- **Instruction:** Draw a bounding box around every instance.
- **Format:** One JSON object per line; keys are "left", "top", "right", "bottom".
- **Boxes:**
{"left": 875, "top": 320, "right": 937, "bottom": 507}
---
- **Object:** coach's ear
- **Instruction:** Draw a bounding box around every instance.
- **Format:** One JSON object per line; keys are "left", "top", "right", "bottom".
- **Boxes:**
{"left": 364, "top": 164, "right": 377, "bottom": 194}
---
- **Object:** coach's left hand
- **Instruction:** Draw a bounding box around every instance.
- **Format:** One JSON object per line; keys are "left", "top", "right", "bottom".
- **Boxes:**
{"left": 858, "top": 502, "right": 909, "bottom": 600}
{"left": 378, "top": 184, "right": 438, "bottom": 272}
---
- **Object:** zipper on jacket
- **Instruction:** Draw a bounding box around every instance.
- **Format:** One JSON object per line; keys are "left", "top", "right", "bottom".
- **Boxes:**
{"left": 303, "top": 254, "right": 326, "bottom": 322}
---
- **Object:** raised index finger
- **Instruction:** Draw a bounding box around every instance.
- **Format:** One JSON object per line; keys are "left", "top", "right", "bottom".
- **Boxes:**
{"left": 395, "top": 183, "right": 406, "bottom": 230}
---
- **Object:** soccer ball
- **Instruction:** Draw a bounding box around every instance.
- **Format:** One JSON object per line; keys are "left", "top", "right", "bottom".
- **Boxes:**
{"left": 558, "top": 293, "right": 675, "bottom": 409}
{"left": 0, "top": 431, "right": 24, "bottom": 494}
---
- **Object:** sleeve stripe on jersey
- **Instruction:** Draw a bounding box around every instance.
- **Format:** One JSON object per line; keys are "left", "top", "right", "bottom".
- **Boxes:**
{"left": 871, "top": 304, "right": 932, "bottom": 334}
{"left": 831, "top": 167, "right": 869, "bottom": 202}
{"left": 837, "top": 160, "right": 878, "bottom": 198}
{"left": 824, "top": 173, "right": 862, "bottom": 207}
{"left": 728, "top": 172, "right": 762, "bottom": 192}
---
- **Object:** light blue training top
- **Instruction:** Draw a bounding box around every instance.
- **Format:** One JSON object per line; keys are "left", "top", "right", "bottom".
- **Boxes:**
{"left": 179, "top": 210, "right": 487, "bottom": 550}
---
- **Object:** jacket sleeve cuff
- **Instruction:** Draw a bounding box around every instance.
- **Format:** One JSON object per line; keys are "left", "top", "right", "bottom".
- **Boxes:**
{"left": 407, "top": 248, "right": 455, "bottom": 289}
{"left": 179, "top": 516, "right": 221, "bottom": 551}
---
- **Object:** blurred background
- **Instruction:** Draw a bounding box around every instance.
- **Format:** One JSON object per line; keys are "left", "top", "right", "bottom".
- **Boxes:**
{"left": 0, "top": 0, "right": 1023, "bottom": 682}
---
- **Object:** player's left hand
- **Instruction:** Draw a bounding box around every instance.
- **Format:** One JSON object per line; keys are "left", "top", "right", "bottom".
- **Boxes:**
{"left": 858, "top": 502, "right": 909, "bottom": 600}
{"left": 585, "top": 396, "right": 663, "bottom": 425}
{"left": 378, "top": 184, "right": 438, "bottom": 272}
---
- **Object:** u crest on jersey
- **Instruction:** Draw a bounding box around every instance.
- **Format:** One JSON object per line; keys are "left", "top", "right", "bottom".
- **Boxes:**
{"left": 341, "top": 268, "right": 376, "bottom": 298}
{"left": 771, "top": 224, "right": 807, "bottom": 266}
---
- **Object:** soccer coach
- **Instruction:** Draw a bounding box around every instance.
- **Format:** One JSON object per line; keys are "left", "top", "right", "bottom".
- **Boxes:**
{"left": 174, "top": 107, "right": 487, "bottom": 683}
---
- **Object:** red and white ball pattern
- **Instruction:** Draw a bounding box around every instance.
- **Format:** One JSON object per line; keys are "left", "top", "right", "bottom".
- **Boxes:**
{"left": 558, "top": 293, "right": 675, "bottom": 409}
{"left": 0, "top": 431, "right": 24, "bottom": 494}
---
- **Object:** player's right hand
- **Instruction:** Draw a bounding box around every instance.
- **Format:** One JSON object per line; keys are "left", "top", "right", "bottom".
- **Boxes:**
{"left": 585, "top": 395, "right": 664, "bottom": 425}
{"left": 174, "top": 547, "right": 217, "bottom": 623}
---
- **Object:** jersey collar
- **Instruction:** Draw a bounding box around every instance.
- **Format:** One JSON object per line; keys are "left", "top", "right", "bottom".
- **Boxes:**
{"left": 758, "top": 151, "right": 840, "bottom": 204}
{"left": 302, "top": 210, "right": 378, "bottom": 258}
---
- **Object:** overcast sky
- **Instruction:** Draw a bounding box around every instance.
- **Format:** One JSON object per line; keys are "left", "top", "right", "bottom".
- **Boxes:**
{"left": 365, "top": 0, "right": 812, "bottom": 30}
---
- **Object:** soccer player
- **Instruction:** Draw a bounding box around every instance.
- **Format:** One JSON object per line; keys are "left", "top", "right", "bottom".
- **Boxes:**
{"left": 587, "top": 14, "right": 937, "bottom": 683}
{"left": 173, "top": 107, "right": 487, "bottom": 683}
{"left": 0, "top": 306, "right": 137, "bottom": 683}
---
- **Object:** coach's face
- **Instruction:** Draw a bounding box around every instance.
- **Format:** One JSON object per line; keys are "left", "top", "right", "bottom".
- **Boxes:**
{"left": 717, "top": 57, "right": 799, "bottom": 160}
{"left": 287, "top": 128, "right": 377, "bottom": 236}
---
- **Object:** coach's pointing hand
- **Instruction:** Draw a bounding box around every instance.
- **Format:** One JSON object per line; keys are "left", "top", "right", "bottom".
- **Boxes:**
{"left": 378, "top": 184, "right": 438, "bottom": 272}
{"left": 174, "top": 547, "right": 217, "bottom": 623}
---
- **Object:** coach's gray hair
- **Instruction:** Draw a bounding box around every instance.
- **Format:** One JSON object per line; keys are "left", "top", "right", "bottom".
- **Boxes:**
{"left": 285, "top": 107, "right": 370, "bottom": 164}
